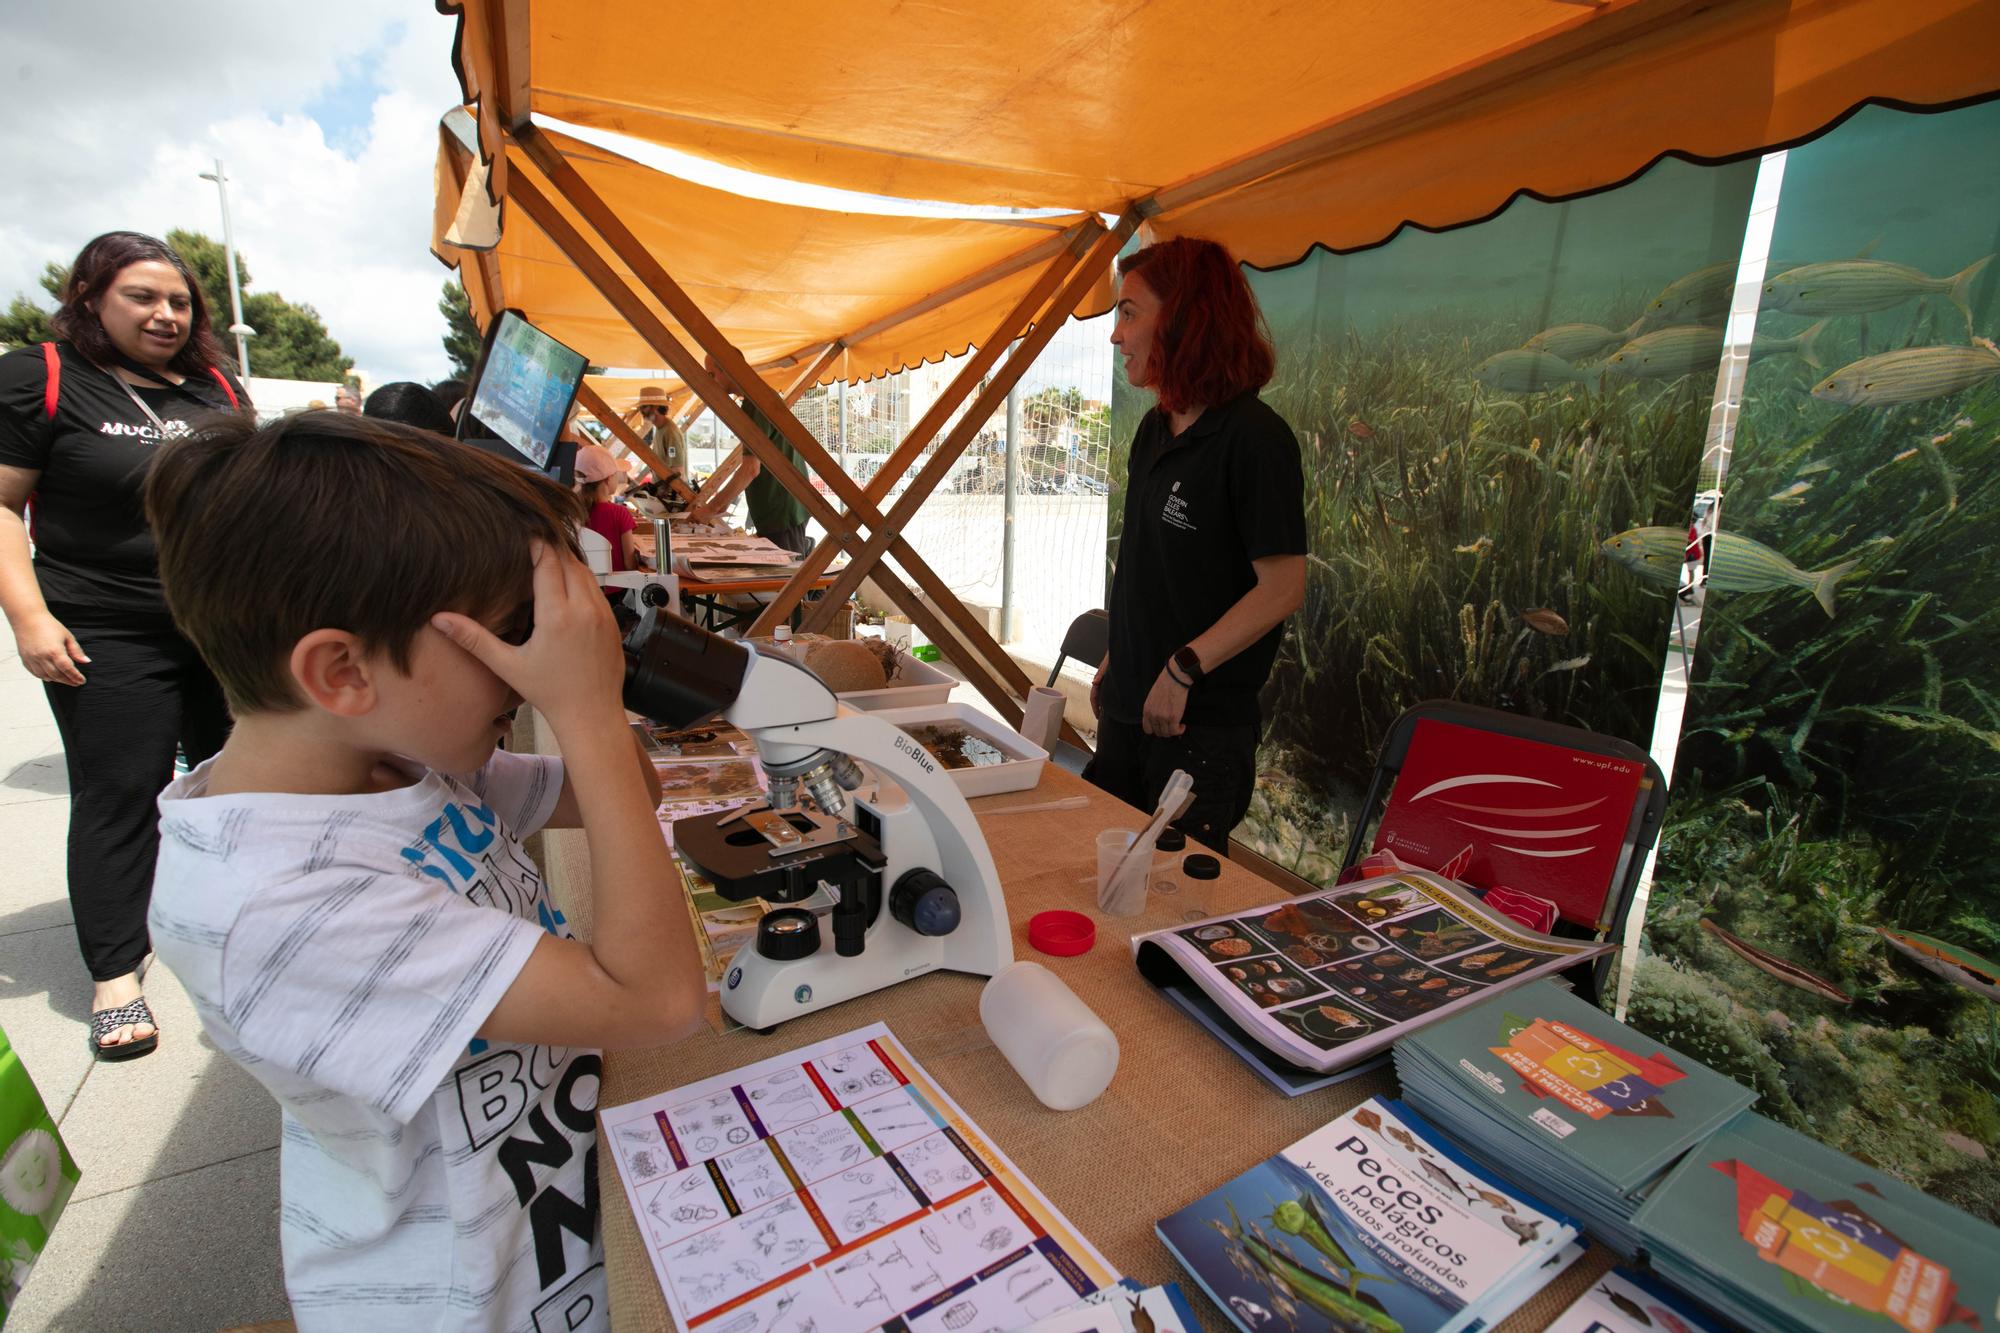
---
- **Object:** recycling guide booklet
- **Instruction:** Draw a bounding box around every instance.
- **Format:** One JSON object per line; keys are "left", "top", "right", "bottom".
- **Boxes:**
{"left": 1395, "top": 979, "right": 1757, "bottom": 1191}
{"left": 1633, "top": 1111, "right": 2000, "bottom": 1333}
{"left": 1157, "top": 1096, "right": 1576, "bottom": 1333}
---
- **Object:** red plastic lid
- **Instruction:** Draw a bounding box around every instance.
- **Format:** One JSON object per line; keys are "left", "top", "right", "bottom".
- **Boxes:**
{"left": 1028, "top": 910, "right": 1095, "bottom": 957}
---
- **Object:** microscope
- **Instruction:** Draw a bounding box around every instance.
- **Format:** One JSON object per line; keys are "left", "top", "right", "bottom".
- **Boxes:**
{"left": 621, "top": 609, "right": 1013, "bottom": 1029}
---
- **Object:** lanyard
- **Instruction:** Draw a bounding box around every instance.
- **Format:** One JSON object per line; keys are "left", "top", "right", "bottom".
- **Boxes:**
{"left": 113, "top": 374, "right": 175, "bottom": 440}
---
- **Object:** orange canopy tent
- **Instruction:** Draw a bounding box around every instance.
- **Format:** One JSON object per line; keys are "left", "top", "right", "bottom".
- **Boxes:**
{"left": 432, "top": 0, "right": 1999, "bottom": 720}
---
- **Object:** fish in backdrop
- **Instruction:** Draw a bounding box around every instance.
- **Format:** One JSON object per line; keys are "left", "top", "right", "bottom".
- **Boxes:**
{"left": 1601, "top": 321, "right": 1826, "bottom": 379}
{"left": 1762, "top": 255, "right": 1991, "bottom": 332}
{"left": 1473, "top": 349, "right": 1593, "bottom": 393}
{"left": 1636, "top": 262, "right": 1738, "bottom": 329}
{"left": 1600, "top": 526, "right": 1860, "bottom": 617}
{"left": 1811, "top": 341, "right": 2000, "bottom": 407}
{"left": 1523, "top": 323, "right": 1625, "bottom": 362}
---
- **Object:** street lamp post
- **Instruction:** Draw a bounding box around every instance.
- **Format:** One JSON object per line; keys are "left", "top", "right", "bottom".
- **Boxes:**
{"left": 198, "top": 157, "right": 255, "bottom": 377}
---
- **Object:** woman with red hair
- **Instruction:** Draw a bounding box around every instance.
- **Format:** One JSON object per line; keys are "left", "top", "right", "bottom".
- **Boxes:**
{"left": 1087, "top": 236, "right": 1307, "bottom": 852}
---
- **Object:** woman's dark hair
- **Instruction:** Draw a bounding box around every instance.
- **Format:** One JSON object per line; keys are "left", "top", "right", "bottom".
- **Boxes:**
{"left": 1116, "top": 236, "right": 1275, "bottom": 415}
{"left": 431, "top": 378, "right": 469, "bottom": 412}
{"left": 51, "top": 232, "right": 228, "bottom": 377}
{"left": 364, "top": 381, "right": 457, "bottom": 435}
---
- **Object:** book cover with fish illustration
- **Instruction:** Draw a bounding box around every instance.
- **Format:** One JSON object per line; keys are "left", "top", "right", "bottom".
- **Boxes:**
{"left": 1365, "top": 719, "right": 1650, "bottom": 930}
{"left": 1542, "top": 1266, "right": 1727, "bottom": 1333}
{"left": 1157, "top": 1097, "right": 1578, "bottom": 1333}
{"left": 1394, "top": 980, "right": 1755, "bottom": 1192}
{"left": 1633, "top": 1112, "right": 2000, "bottom": 1333}
{"left": 1133, "top": 870, "right": 1608, "bottom": 1076}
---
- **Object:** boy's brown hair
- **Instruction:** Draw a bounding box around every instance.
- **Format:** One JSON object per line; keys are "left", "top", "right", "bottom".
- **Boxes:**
{"left": 147, "top": 410, "right": 584, "bottom": 713}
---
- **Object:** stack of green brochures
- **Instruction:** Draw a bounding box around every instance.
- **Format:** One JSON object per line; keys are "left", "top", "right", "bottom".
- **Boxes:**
{"left": 1542, "top": 1266, "right": 1728, "bottom": 1332}
{"left": 1392, "top": 979, "right": 1755, "bottom": 1257}
{"left": 1157, "top": 1096, "right": 1583, "bottom": 1333}
{"left": 1632, "top": 1111, "right": 2000, "bottom": 1333}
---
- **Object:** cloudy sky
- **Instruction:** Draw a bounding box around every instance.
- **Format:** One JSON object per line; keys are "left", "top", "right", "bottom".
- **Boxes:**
{"left": 3, "top": 5, "right": 465, "bottom": 385}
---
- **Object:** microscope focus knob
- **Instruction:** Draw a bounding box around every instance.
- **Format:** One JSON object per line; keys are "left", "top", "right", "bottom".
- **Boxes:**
{"left": 889, "top": 869, "right": 961, "bottom": 937}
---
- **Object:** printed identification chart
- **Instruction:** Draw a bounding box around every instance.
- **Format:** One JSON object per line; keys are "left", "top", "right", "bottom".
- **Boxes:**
{"left": 604, "top": 1023, "right": 1118, "bottom": 1332}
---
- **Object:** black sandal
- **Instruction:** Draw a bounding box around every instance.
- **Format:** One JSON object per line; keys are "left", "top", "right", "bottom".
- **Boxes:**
{"left": 88, "top": 998, "right": 160, "bottom": 1061}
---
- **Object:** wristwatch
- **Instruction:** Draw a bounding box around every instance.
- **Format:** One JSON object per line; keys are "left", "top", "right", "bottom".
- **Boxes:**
{"left": 1171, "top": 645, "right": 1206, "bottom": 685}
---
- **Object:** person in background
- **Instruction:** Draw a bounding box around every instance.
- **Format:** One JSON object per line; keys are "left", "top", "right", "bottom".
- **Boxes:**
{"left": 634, "top": 385, "right": 685, "bottom": 473}
{"left": 334, "top": 383, "right": 362, "bottom": 415}
{"left": 363, "top": 381, "right": 457, "bottom": 436}
{"left": 143, "top": 409, "right": 702, "bottom": 1330}
{"left": 574, "top": 443, "right": 648, "bottom": 572}
{"left": 0, "top": 230, "right": 249, "bottom": 1059}
{"left": 700, "top": 357, "right": 813, "bottom": 555}
{"left": 432, "top": 378, "right": 468, "bottom": 423}
{"left": 1086, "top": 236, "right": 1307, "bottom": 853}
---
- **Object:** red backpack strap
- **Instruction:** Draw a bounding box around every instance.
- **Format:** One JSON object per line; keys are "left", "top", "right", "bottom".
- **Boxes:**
{"left": 208, "top": 367, "right": 240, "bottom": 411}
{"left": 41, "top": 343, "right": 60, "bottom": 419}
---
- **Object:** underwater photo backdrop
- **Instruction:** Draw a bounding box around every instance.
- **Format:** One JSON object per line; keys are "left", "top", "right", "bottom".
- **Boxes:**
{"left": 1109, "top": 96, "right": 1999, "bottom": 1206}
{"left": 1622, "top": 100, "right": 2000, "bottom": 1217}
{"left": 1112, "top": 150, "right": 1759, "bottom": 882}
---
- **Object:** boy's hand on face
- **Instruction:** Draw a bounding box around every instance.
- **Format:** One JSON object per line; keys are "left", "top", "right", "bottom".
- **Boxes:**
{"left": 431, "top": 542, "right": 626, "bottom": 733}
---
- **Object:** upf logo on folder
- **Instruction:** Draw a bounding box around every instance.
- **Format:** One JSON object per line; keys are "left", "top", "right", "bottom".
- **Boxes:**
{"left": 1374, "top": 721, "right": 1646, "bottom": 929}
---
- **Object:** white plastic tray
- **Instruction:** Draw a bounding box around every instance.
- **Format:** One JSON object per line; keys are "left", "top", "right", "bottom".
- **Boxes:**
{"left": 868, "top": 702, "right": 1047, "bottom": 798}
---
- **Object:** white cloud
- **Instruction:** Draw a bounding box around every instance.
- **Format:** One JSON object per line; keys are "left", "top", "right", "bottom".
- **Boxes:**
{"left": 0, "top": 6, "right": 466, "bottom": 385}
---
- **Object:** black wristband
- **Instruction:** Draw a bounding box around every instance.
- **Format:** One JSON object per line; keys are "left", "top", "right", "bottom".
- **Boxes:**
{"left": 1165, "top": 662, "right": 1193, "bottom": 688}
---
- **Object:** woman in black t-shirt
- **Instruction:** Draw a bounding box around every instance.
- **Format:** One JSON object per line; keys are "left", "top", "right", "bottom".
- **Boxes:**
{"left": 0, "top": 232, "right": 247, "bottom": 1060}
{"left": 1086, "top": 237, "right": 1307, "bottom": 851}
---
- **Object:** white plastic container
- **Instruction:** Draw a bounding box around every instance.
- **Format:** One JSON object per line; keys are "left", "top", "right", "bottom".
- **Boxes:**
{"left": 979, "top": 961, "right": 1119, "bottom": 1111}
{"left": 870, "top": 702, "right": 1048, "bottom": 797}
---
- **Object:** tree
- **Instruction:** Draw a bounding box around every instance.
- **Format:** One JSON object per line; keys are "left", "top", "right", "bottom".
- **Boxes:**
{"left": 439, "top": 279, "right": 483, "bottom": 377}
{"left": 0, "top": 264, "right": 68, "bottom": 349}
{"left": 1022, "top": 384, "right": 1084, "bottom": 446}
{"left": 165, "top": 229, "right": 353, "bottom": 382}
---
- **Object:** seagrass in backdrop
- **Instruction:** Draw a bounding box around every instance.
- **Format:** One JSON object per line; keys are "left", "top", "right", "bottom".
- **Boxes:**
{"left": 1622, "top": 100, "right": 2000, "bottom": 1216}
{"left": 1109, "top": 152, "right": 1758, "bottom": 884}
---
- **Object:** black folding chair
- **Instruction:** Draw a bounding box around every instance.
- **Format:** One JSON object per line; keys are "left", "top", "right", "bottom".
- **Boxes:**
{"left": 1046, "top": 609, "right": 1110, "bottom": 687}
{"left": 1339, "top": 700, "right": 1667, "bottom": 1004}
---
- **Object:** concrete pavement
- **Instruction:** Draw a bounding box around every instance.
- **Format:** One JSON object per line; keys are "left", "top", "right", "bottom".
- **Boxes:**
{"left": 0, "top": 624, "right": 287, "bottom": 1331}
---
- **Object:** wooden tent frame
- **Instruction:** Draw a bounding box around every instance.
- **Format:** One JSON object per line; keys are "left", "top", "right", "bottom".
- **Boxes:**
{"left": 503, "top": 131, "right": 1118, "bottom": 736}
{"left": 453, "top": 0, "right": 1152, "bottom": 745}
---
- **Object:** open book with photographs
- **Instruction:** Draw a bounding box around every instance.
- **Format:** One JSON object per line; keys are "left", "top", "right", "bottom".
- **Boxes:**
{"left": 1132, "top": 869, "right": 1610, "bottom": 1077}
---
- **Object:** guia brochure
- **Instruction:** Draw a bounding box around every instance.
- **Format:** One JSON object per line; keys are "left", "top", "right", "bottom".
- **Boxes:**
{"left": 1133, "top": 870, "right": 1608, "bottom": 1075}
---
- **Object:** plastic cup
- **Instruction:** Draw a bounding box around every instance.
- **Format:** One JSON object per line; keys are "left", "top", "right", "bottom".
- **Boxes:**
{"left": 1095, "top": 830, "right": 1147, "bottom": 916}
{"left": 1020, "top": 685, "right": 1066, "bottom": 753}
{"left": 979, "top": 961, "right": 1120, "bottom": 1111}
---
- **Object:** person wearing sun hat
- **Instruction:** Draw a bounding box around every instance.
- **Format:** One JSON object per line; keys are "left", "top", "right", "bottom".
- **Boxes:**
{"left": 634, "top": 384, "right": 685, "bottom": 472}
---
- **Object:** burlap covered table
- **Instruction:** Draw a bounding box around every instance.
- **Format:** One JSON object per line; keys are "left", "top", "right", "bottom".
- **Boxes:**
{"left": 524, "top": 717, "right": 1612, "bottom": 1331}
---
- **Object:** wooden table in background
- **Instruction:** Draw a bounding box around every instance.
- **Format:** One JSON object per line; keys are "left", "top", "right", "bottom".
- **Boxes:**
{"left": 562, "top": 763, "right": 1614, "bottom": 1330}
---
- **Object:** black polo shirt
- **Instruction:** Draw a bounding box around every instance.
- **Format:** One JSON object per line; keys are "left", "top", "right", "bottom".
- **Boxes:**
{"left": 1103, "top": 391, "right": 1306, "bottom": 727}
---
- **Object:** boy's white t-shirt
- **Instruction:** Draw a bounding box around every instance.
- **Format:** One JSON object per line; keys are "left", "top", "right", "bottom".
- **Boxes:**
{"left": 151, "top": 750, "right": 607, "bottom": 1333}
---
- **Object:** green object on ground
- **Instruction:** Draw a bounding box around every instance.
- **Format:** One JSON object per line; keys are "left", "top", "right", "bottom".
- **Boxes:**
{"left": 0, "top": 1025, "right": 80, "bottom": 1322}
{"left": 911, "top": 644, "right": 942, "bottom": 663}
